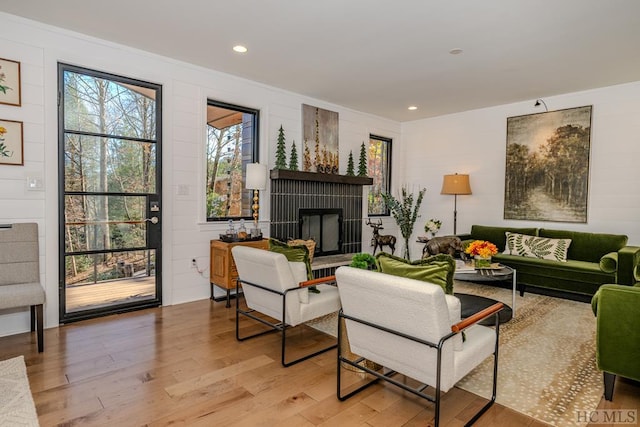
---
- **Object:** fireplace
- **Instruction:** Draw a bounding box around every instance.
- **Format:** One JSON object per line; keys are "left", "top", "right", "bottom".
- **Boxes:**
{"left": 299, "top": 208, "right": 343, "bottom": 256}
{"left": 270, "top": 169, "right": 372, "bottom": 259}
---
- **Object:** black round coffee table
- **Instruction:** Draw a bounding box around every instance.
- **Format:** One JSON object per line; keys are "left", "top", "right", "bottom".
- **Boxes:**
{"left": 454, "top": 293, "right": 513, "bottom": 325}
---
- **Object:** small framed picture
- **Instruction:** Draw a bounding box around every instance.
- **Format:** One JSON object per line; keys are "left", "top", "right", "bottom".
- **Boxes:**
{"left": 0, "top": 57, "right": 21, "bottom": 107}
{"left": 0, "top": 119, "right": 24, "bottom": 166}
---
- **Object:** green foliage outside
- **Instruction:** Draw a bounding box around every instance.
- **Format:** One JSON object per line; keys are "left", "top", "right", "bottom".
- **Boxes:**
{"left": 367, "top": 138, "right": 389, "bottom": 215}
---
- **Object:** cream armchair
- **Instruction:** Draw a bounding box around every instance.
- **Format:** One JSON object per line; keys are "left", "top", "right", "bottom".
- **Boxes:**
{"left": 335, "top": 266, "right": 503, "bottom": 427}
{"left": 231, "top": 246, "right": 341, "bottom": 366}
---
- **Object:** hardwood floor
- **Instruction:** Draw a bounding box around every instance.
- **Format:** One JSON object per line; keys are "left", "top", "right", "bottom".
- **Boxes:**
{"left": 1, "top": 299, "right": 638, "bottom": 426}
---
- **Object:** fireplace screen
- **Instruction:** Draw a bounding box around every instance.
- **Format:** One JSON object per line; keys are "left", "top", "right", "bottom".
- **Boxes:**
{"left": 299, "top": 209, "right": 343, "bottom": 256}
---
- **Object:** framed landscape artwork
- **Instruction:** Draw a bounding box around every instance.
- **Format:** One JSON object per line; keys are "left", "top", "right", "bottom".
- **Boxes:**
{"left": 301, "top": 104, "right": 339, "bottom": 174}
{"left": 504, "top": 105, "right": 592, "bottom": 223}
{"left": 0, "top": 119, "right": 24, "bottom": 166}
{"left": 0, "top": 57, "right": 21, "bottom": 107}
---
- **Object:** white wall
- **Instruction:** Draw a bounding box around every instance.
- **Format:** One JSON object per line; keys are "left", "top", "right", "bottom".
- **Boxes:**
{"left": 399, "top": 82, "right": 640, "bottom": 259}
{"left": 2, "top": 10, "right": 637, "bottom": 338}
{"left": 0, "top": 12, "right": 400, "bottom": 336}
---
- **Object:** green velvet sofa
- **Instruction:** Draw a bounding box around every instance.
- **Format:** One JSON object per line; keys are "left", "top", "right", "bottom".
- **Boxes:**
{"left": 457, "top": 225, "right": 640, "bottom": 299}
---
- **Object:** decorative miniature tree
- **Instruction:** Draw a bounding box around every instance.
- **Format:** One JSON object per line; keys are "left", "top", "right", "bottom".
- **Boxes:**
{"left": 357, "top": 142, "right": 368, "bottom": 176}
{"left": 289, "top": 140, "right": 299, "bottom": 171}
{"left": 346, "top": 150, "right": 355, "bottom": 176}
{"left": 275, "top": 125, "right": 287, "bottom": 169}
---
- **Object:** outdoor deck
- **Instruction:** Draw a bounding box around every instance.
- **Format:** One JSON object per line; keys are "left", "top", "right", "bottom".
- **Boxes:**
{"left": 65, "top": 276, "right": 156, "bottom": 312}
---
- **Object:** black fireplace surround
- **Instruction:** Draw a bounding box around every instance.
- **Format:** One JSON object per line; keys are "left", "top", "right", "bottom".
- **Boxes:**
{"left": 270, "top": 170, "right": 372, "bottom": 257}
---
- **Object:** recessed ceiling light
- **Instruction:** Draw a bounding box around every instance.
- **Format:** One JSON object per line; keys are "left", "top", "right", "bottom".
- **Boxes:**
{"left": 449, "top": 48, "right": 463, "bottom": 55}
{"left": 233, "top": 45, "right": 248, "bottom": 53}
{"left": 408, "top": 106, "right": 418, "bottom": 111}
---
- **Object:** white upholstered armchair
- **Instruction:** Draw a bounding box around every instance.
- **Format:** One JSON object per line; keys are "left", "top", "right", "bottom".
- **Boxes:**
{"left": 231, "top": 245, "right": 341, "bottom": 366}
{"left": 335, "top": 266, "right": 503, "bottom": 427}
{"left": 0, "top": 223, "right": 46, "bottom": 352}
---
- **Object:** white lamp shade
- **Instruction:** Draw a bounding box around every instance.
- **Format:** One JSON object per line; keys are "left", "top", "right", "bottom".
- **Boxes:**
{"left": 246, "top": 163, "right": 267, "bottom": 190}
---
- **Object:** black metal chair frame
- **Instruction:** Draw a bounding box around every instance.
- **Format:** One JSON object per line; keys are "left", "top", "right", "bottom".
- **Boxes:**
{"left": 235, "top": 278, "right": 338, "bottom": 367}
{"left": 337, "top": 308, "right": 502, "bottom": 427}
{"left": 30, "top": 304, "right": 44, "bottom": 352}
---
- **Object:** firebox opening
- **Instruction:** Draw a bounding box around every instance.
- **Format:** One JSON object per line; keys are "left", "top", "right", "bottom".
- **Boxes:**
{"left": 298, "top": 208, "right": 343, "bottom": 257}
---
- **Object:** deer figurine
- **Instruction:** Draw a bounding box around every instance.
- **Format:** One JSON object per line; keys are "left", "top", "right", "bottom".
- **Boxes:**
{"left": 367, "top": 219, "right": 396, "bottom": 255}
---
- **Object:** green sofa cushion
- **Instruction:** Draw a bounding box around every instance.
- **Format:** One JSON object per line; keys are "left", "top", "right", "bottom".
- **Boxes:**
{"left": 269, "top": 238, "right": 313, "bottom": 280}
{"left": 504, "top": 232, "right": 571, "bottom": 262}
{"left": 469, "top": 225, "right": 538, "bottom": 251}
{"left": 375, "top": 252, "right": 455, "bottom": 294}
{"left": 599, "top": 252, "right": 618, "bottom": 273}
{"left": 538, "top": 229, "right": 627, "bottom": 263}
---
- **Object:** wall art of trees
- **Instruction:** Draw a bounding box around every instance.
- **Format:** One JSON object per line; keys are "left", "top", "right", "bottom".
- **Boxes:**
{"left": 504, "top": 106, "right": 592, "bottom": 223}
{"left": 302, "top": 104, "right": 339, "bottom": 174}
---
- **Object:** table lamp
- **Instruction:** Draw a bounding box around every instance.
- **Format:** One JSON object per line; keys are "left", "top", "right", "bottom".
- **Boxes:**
{"left": 441, "top": 173, "right": 472, "bottom": 235}
{"left": 246, "top": 163, "right": 267, "bottom": 237}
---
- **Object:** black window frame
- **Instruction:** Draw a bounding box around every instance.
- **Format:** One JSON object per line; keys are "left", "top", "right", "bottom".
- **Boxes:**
{"left": 367, "top": 134, "right": 392, "bottom": 216}
{"left": 205, "top": 99, "right": 260, "bottom": 222}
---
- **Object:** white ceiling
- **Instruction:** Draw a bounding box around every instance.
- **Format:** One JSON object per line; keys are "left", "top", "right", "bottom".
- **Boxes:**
{"left": 1, "top": 0, "right": 639, "bottom": 122}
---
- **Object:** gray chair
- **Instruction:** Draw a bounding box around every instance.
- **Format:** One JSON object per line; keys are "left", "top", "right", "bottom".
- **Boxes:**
{"left": 0, "top": 223, "right": 46, "bottom": 352}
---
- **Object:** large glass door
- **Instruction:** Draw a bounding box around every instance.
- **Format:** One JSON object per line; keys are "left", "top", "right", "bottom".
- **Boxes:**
{"left": 58, "top": 64, "right": 162, "bottom": 323}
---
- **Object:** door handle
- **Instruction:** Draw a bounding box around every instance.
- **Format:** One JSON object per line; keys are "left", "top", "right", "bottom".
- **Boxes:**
{"left": 145, "top": 217, "right": 159, "bottom": 224}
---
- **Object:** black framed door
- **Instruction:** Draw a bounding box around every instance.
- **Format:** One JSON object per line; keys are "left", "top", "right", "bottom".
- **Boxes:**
{"left": 58, "top": 63, "right": 162, "bottom": 323}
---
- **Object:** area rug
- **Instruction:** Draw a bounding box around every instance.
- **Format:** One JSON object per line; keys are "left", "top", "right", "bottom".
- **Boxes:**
{"left": 0, "top": 355, "right": 40, "bottom": 427}
{"left": 308, "top": 281, "right": 602, "bottom": 427}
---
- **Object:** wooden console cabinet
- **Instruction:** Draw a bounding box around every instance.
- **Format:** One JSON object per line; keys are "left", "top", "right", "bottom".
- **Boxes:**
{"left": 209, "top": 238, "right": 268, "bottom": 307}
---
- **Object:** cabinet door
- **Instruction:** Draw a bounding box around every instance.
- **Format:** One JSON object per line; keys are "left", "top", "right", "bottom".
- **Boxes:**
{"left": 210, "top": 245, "right": 231, "bottom": 288}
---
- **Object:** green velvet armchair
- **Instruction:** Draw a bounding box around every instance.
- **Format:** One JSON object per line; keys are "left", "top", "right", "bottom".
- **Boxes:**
{"left": 591, "top": 284, "right": 640, "bottom": 400}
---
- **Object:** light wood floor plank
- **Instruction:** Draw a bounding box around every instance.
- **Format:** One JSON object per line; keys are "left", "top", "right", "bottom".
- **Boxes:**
{"left": 0, "top": 297, "right": 636, "bottom": 426}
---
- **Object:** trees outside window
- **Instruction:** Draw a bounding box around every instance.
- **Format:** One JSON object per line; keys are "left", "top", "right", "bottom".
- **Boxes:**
{"left": 368, "top": 135, "right": 392, "bottom": 216}
{"left": 59, "top": 63, "right": 162, "bottom": 321}
{"left": 206, "top": 100, "right": 259, "bottom": 221}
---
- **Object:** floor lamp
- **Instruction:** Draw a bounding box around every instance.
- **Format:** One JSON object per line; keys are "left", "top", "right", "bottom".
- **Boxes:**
{"left": 441, "top": 173, "right": 472, "bottom": 235}
{"left": 246, "top": 163, "right": 267, "bottom": 237}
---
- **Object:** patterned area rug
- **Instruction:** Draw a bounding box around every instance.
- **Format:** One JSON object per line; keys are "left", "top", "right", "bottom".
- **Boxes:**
{"left": 308, "top": 280, "right": 602, "bottom": 427}
{"left": 454, "top": 281, "right": 602, "bottom": 427}
{"left": 0, "top": 355, "right": 40, "bottom": 427}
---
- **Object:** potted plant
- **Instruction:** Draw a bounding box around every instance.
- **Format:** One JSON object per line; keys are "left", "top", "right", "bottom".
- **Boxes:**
{"left": 424, "top": 218, "right": 442, "bottom": 238}
{"left": 350, "top": 253, "right": 377, "bottom": 270}
{"left": 382, "top": 187, "right": 426, "bottom": 260}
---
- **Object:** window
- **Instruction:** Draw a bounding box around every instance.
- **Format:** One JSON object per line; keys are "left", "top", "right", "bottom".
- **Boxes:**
{"left": 206, "top": 100, "right": 259, "bottom": 221}
{"left": 367, "top": 135, "right": 392, "bottom": 216}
